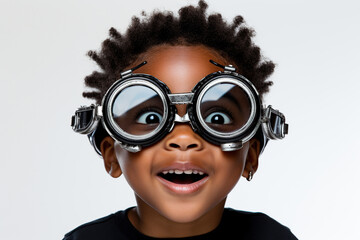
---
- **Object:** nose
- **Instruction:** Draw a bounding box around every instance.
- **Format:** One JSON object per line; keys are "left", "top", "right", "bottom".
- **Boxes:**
{"left": 164, "top": 125, "right": 203, "bottom": 151}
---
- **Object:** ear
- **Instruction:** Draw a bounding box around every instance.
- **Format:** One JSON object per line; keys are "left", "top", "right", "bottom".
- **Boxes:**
{"left": 100, "top": 136, "right": 122, "bottom": 178}
{"left": 242, "top": 138, "right": 260, "bottom": 179}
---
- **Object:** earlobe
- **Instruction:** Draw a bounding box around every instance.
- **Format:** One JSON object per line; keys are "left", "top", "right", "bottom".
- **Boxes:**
{"left": 242, "top": 138, "right": 260, "bottom": 180}
{"left": 100, "top": 136, "right": 122, "bottom": 178}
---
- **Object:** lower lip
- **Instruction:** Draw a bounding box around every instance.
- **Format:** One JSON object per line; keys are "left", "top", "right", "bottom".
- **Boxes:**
{"left": 157, "top": 175, "right": 209, "bottom": 194}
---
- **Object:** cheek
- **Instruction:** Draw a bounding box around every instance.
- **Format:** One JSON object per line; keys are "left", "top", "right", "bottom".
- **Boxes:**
{"left": 114, "top": 143, "right": 130, "bottom": 173}
{"left": 114, "top": 143, "right": 156, "bottom": 189}
{"left": 213, "top": 145, "right": 249, "bottom": 190}
{"left": 114, "top": 144, "right": 147, "bottom": 182}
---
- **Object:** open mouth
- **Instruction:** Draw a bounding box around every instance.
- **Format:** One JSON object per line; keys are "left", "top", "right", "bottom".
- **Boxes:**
{"left": 157, "top": 170, "right": 209, "bottom": 184}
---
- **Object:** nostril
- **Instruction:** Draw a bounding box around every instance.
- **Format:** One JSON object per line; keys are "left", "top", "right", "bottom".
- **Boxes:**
{"left": 169, "top": 143, "right": 180, "bottom": 148}
{"left": 187, "top": 144, "right": 198, "bottom": 149}
{"left": 168, "top": 142, "right": 199, "bottom": 150}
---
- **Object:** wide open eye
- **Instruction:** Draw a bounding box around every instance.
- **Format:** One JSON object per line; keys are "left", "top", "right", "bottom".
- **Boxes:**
{"left": 204, "top": 112, "right": 231, "bottom": 124}
{"left": 199, "top": 81, "right": 252, "bottom": 134}
{"left": 111, "top": 83, "right": 166, "bottom": 136}
{"left": 137, "top": 111, "right": 163, "bottom": 124}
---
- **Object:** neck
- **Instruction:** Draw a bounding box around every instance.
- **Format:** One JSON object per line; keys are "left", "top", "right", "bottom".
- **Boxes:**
{"left": 127, "top": 196, "right": 226, "bottom": 238}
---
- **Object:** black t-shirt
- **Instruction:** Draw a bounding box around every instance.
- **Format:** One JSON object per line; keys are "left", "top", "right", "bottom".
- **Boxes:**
{"left": 63, "top": 207, "right": 297, "bottom": 240}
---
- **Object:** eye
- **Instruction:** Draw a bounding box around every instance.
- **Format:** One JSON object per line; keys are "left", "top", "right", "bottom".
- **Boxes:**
{"left": 137, "top": 111, "right": 163, "bottom": 124}
{"left": 204, "top": 112, "right": 231, "bottom": 124}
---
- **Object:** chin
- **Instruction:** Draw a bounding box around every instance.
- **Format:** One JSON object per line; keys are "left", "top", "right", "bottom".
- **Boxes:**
{"left": 163, "top": 211, "right": 204, "bottom": 224}
{"left": 156, "top": 201, "right": 212, "bottom": 224}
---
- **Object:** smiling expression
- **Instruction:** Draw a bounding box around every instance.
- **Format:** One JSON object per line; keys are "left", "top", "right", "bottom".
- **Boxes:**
{"left": 102, "top": 45, "right": 258, "bottom": 231}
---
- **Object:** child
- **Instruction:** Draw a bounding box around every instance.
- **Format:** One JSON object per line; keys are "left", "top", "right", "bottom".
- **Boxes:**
{"left": 66, "top": 1, "right": 296, "bottom": 239}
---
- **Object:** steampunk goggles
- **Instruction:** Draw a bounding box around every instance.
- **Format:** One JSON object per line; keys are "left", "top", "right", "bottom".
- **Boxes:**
{"left": 71, "top": 60, "right": 288, "bottom": 155}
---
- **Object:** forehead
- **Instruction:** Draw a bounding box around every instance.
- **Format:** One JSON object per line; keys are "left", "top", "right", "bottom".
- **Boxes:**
{"left": 132, "top": 45, "right": 230, "bottom": 93}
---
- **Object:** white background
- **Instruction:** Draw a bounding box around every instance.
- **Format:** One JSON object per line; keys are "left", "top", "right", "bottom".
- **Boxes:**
{"left": 1, "top": 0, "right": 360, "bottom": 239}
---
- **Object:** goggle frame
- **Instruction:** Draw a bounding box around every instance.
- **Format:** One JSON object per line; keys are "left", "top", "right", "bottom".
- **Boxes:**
{"left": 71, "top": 61, "right": 288, "bottom": 155}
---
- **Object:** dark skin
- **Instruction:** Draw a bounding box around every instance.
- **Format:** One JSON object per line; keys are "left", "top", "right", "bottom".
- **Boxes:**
{"left": 100, "top": 45, "right": 260, "bottom": 238}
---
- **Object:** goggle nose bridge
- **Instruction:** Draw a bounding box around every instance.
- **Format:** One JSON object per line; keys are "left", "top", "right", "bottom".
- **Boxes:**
{"left": 168, "top": 92, "right": 194, "bottom": 105}
{"left": 167, "top": 92, "right": 194, "bottom": 132}
{"left": 174, "top": 113, "right": 190, "bottom": 123}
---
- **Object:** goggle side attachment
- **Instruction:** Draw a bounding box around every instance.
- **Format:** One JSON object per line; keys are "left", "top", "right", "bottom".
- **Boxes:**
{"left": 71, "top": 105, "right": 100, "bottom": 134}
{"left": 262, "top": 105, "right": 288, "bottom": 140}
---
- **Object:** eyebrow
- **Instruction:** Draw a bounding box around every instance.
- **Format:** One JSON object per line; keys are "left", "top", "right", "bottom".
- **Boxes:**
{"left": 221, "top": 91, "right": 238, "bottom": 106}
{"left": 217, "top": 90, "right": 248, "bottom": 115}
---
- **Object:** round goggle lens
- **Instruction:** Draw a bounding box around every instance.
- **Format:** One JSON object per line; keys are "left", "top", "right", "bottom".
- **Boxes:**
{"left": 200, "top": 82, "right": 251, "bottom": 134}
{"left": 111, "top": 85, "right": 165, "bottom": 136}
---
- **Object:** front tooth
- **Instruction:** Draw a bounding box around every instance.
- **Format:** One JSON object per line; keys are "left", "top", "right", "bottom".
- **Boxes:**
{"left": 193, "top": 170, "right": 198, "bottom": 174}
{"left": 162, "top": 171, "right": 168, "bottom": 174}
{"left": 199, "top": 171, "right": 204, "bottom": 175}
{"left": 169, "top": 170, "right": 174, "bottom": 174}
{"left": 175, "top": 170, "right": 183, "bottom": 174}
{"left": 184, "top": 170, "right": 193, "bottom": 174}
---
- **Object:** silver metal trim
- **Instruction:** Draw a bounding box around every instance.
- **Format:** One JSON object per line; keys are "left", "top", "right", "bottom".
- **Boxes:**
{"left": 241, "top": 120, "right": 262, "bottom": 144}
{"left": 118, "top": 142, "right": 142, "bottom": 152}
{"left": 174, "top": 113, "right": 190, "bottom": 123}
{"left": 168, "top": 93, "right": 194, "bottom": 104}
{"left": 120, "top": 69, "right": 132, "bottom": 77}
{"left": 96, "top": 105, "right": 103, "bottom": 117}
{"left": 196, "top": 77, "right": 257, "bottom": 138}
{"left": 221, "top": 142, "right": 243, "bottom": 151}
{"left": 224, "top": 65, "right": 236, "bottom": 72}
{"left": 106, "top": 78, "right": 169, "bottom": 141}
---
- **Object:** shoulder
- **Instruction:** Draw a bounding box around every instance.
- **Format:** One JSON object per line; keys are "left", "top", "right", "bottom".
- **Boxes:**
{"left": 62, "top": 210, "right": 126, "bottom": 240}
{"left": 221, "top": 208, "right": 297, "bottom": 240}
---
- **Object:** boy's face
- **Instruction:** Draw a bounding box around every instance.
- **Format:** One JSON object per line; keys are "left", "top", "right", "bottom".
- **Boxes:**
{"left": 101, "top": 45, "right": 259, "bottom": 224}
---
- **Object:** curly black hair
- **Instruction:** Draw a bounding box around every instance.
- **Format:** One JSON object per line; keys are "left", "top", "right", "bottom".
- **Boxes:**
{"left": 83, "top": 0, "right": 274, "bottom": 104}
